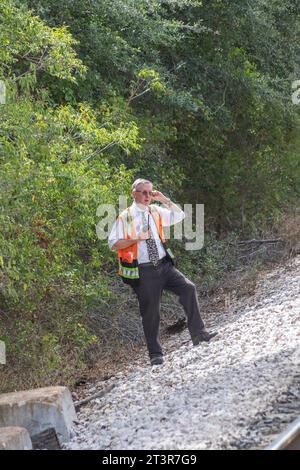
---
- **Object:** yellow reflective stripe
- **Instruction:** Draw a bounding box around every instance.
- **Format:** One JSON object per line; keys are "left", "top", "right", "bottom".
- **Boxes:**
{"left": 118, "top": 212, "right": 127, "bottom": 239}
{"left": 151, "top": 206, "right": 162, "bottom": 226}
{"left": 119, "top": 209, "right": 133, "bottom": 239}
{"left": 120, "top": 208, "right": 136, "bottom": 239}
{"left": 127, "top": 207, "right": 133, "bottom": 225}
{"left": 119, "top": 265, "right": 139, "bottom": 278}
{"left": 150, "top": 205, "right": 159, "bottom": 219}
{"left": 120, "top": 265, "right": 138, "bottom": 271}
{"left": 149, "top": 206, "right": 165, "bottom": 242}
{"left": 166, "top": 247, "right": 174, "bottom": 258}
{"left": 126, "top": 208, "right": 133, "bottom": 238}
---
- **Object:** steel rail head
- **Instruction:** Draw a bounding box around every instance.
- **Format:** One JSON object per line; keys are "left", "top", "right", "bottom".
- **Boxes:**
{"left": 265, "top": 416, "right": 300, "bottom": 450}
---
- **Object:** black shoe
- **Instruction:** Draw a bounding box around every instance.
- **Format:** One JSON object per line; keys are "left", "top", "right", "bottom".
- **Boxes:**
{"left": 150, "top": 355, "right": 164, "bottom": 366}
{"left": 192, "top": 330, "right": 218, "bottom": 345}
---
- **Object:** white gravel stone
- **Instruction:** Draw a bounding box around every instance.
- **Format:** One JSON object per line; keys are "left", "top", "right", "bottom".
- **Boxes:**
{"left": 65, "top": 256, "right": 300, "bottom": 450}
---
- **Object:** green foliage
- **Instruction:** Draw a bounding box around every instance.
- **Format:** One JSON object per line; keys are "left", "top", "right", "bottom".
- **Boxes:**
{"left": 0, "top": 91, "right": 137, "bottom": 387}
{"left": 0, "top": 0, "right": 87, "bottom": 86}
{"left": 1, "top": 0, "right": 300, "bottom": 391}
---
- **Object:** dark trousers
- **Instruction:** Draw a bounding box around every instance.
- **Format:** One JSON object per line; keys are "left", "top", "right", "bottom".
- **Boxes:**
{"left": 132, "top": 258, "right": 205, "bottom": 358}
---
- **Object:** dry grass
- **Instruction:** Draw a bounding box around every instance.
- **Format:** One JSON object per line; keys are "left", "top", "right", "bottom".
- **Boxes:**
{"left": 275, "top": 210, "right": 300, "bottom": 257}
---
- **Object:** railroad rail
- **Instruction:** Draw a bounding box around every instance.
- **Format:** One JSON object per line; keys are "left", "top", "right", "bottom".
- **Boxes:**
{"left": 265, "top": 416, "right": 300, "bottom": 450}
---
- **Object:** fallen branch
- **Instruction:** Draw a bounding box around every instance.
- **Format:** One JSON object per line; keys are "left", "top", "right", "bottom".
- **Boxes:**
{"left": 74, "top": 383, "right": 115, "bottom": 410}
{"left": 231, "top": 238, "right": 284, "bottom": 245}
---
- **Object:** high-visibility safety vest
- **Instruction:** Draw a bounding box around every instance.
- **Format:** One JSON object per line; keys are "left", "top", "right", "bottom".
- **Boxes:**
{"left": 116, "top": 205, "right": 175, "bottom": 286}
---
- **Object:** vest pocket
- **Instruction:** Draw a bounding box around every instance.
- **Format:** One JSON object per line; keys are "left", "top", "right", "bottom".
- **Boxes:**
{"left": 119, "top": 259, "right": 140, "bottom": 286}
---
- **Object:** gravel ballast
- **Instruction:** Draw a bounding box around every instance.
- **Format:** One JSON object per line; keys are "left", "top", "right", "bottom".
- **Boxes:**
{"left": 65, "top": 256, "right": 300, "bottom": 450}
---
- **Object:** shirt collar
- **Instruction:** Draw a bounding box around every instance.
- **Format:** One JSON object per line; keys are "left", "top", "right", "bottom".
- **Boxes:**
{"left": 131, "top": 200, "right": 151, "bottom": 214}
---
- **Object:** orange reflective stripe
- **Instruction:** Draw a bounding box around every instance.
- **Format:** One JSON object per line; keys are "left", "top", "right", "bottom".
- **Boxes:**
{"left": 117, "top": 209, "right": 138, "bottom": 271}
{"left": 149, "top": 206, "right": 165, "bottom": 243}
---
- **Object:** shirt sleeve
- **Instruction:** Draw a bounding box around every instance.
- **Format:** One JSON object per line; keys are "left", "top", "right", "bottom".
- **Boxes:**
{"left": 154, "top": 204, "right": 185, "bottom": 227}
{"left": 108, "top": 217, "right": 125, "bottom": 250}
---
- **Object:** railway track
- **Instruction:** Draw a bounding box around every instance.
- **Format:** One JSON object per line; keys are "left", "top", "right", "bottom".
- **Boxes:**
{"left": 266, "top": 416, "right": 300, "bottom": 450}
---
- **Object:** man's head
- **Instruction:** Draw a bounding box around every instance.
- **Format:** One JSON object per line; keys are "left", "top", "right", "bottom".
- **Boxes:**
{"left": 131, "top": 178, "right": 153, "bottom": 208}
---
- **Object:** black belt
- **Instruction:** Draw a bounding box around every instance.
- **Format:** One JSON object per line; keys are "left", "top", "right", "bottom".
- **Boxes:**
{"left": 139, "top": 256, "right": 168, "bottom": 268}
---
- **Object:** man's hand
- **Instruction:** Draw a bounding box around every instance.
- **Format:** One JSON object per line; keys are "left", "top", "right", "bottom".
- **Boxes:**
{"left": 151, "top": 190, "right": 169, "bottom": 205}
{"left": 112, "top": 230, "right": 150, "bottom": 250}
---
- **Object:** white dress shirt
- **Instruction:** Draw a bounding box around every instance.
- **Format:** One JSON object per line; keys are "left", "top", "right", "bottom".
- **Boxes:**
{"left": 108, "top": 201, "right": 185, "bottom": 263}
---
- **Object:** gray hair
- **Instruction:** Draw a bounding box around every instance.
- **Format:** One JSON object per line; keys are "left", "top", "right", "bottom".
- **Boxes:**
{"left": 131, "top": 178, "right": 152, "bottom": 191}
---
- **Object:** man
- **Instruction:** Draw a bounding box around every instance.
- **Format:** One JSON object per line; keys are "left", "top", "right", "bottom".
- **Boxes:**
{"left": 108, "top": 178, "right": 217, "bottom": 366}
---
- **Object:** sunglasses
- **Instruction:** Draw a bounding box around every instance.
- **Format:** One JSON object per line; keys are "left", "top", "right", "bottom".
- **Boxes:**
{"left": 135, "top": 190, "right": 153, "bottom": 196}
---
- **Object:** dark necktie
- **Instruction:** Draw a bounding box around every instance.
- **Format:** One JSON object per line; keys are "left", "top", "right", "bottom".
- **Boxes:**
{"left": 141, "top": 211, "right": 160, "bottom": 266}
